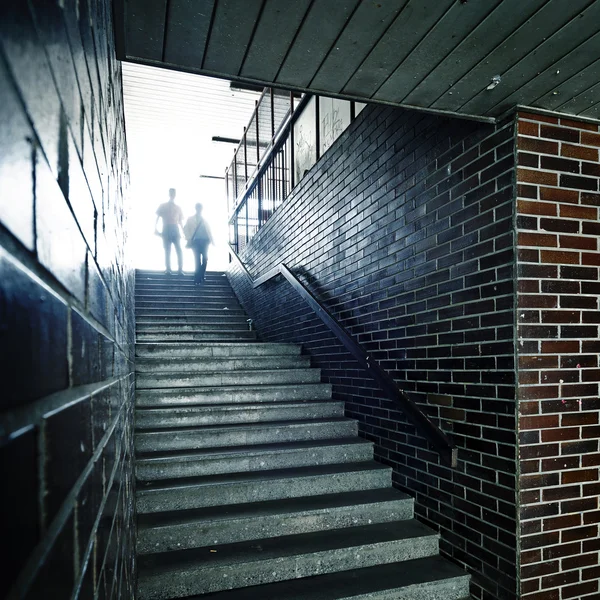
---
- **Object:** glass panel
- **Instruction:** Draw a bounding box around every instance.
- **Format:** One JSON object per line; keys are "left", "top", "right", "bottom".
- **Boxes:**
{"left": 237, "top": 203, "right": 248, "bottom": 253}
{"left": 235, "top": 144, "right": 245, "bottom": 202}
{"left": 246, "top": 113, "right": 258, "bottom": 177}
{"left": 261, "top": 165, "right": 274, "bottom": 225}
{"left": 319, "top": 97, "right": 351, "bottom": 155}
{"left": 355, "top": 101, "right": 367, "bottom": 116}
{"left": 247, "top": 186, "right": 259, "bottom": 241}
{"left": 257, "top": 93, "right": 272, "bottom": 162}
{"left": 273, "top": 89, "right": 292, "bottom": 138}
{"left": 293, "top": 96, "right": 317, "bottom": 184}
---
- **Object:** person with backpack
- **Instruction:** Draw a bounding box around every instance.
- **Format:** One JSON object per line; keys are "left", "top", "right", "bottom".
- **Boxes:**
{"left": 184, "top": 203, "right": 214, "bottom": 284}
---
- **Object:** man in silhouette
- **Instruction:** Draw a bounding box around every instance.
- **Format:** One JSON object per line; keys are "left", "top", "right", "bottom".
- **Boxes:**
{"left": 155, "top": 188, "right": 184, "bottom": 275}
{"left": 184, "top": 203, "right": 213, "bottom": 285}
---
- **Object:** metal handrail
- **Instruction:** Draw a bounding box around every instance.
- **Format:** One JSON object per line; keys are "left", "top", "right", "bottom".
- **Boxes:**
{"left": 229, "top": 247, "right": 458, "bottom": 468}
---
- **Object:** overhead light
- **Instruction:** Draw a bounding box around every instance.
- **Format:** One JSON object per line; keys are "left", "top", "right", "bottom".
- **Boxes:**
{"left": 212, "top": 136, "right": 240, "bottom": 144}
{"left": 199, "top": 175, "right": 226, "bottom": 180}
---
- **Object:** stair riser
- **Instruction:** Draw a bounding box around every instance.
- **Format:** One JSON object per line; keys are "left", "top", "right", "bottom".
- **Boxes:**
{"left": 136, "top": 316, "right": 248, "bottom": 324}
{"left": 135, "top": 403, "right": 343, "bottom": 428}
{"left": 135, "top": 442, "right": 373, "bottom": 481}
{"left": 137, "top": 324, "right": 251, "bottom": 333}
{"left": 331, "top": 579, "right": 471, "bottom": 600}
{"left": 136, "top": 383, "right": 333, "bottom": 407}
{"left": 135, "top": 421, "right": 358, "bottom": 453}
{"left": 136, "top": 332, "right": 257, "bottom": 342}
{"left": 136, "top": 370, "right": 322, "bottom": 389}
{"left": 135, "top": 356, "right": 310, "bottom": 373}
{"left": 135, "top": 344, "right": 300, "bottom": 359}
{"left": 136, "top": 468, "right": 391, "bottom": 513}
{"left": 136, "top": 302, "right": 242, "bottom": 310}
{"left": 136, "top": 535, "right": 438, "bottom": 599}
{"left": 137, "top": 498, "right": 413, "bottom": 554}
{"left": 136, "top": 308, "right": 245, "bottom": 316}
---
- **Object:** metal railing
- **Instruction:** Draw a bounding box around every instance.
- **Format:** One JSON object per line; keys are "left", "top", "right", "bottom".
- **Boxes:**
{"left": 227, "top": 91, "right": 366, "bottom": 255}
{"left": 229, "top": 247, "right": 458, "bottom": 468}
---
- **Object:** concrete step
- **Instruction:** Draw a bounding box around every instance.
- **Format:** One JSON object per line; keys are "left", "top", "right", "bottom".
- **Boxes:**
{"left": 135, "top": 355, "right": 311, "bottom": 373}
{"left": 135, "top": 342, "right": 301, "bottom": 359}
{"left": 136, "top": 331, "right": 257, "bottom": 342}
{"left": 135, "top": 400, "right": 343, "bottom": 429}
{"left": 136, "top": 462, "right": 392, "bottom": 514}
{"left": 135, "top": 307, "right": 248, "bottom": 319}
{"left": 136, "top": 270, "right": 227, "bottom": 278}
{"left": 135, "top": 417, "right": 358, "bottom": 453}
{"left": 136, "top": 383, "right": 333, "bottom": 407}
{"left": 136, "top": 294, "right": 239, "bottom": 303}
{"left": 137, "top": 488, "right": 413, "bottom": 554}
{"left": 136, "top": 368, "right": 322, "bottom": 389}
{"left": 181, "top": 555, "right": 470, "bottom": 600}
{"left": 135, "top": 438, "right": 374, "bottom": 481}
{"left": 135, "top": 301, "right": 244, "bottom": 310}
{"left": 136, "top": 323, "right": 251, "bottom": 333}
{"left": 136, "top": 520, "right": 439, "bottom": 598}
{"left": 135, "top": 316, "right": 249, "bottom": 326}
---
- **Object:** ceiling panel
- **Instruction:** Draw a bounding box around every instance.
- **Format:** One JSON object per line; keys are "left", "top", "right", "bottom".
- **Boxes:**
{"left": 122, "top": 62, "right": 261, "bottom": 182}
{"left": 163, "top": 0, "right": 215, "bottom": 68}
{"left": 119, "top": 0, "right": 600, "bottom": 123}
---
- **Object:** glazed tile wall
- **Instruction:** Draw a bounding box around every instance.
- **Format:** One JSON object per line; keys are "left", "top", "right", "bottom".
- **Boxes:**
{"left": 0, "top": 1, "right": 135, "bottom": 598}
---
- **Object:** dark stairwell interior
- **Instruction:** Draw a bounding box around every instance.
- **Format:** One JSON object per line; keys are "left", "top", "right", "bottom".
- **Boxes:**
{"left": 3, "top": 2, "right": 600, "bottom": 600}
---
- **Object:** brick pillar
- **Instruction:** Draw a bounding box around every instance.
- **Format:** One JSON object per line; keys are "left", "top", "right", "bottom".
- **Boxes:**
{"left": 516, "top": 111, "right": 600, "bottom": 599}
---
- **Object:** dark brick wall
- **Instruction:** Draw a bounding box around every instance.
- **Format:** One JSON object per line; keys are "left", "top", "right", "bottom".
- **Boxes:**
{"left": 229, "top": 104, "right": 518, "bottom": 600}
{"left": 516, "top": 112, "right": 600, "bottom": 600}
{"left": 0, "top": 1, "right": 135, "bottom": 598}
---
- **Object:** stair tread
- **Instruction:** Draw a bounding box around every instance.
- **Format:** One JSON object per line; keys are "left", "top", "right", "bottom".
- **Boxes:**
{"left": 139, "top": 520, "right": 436, "bottom": 573}
{"left": 136, "top": 437, "right": 371, "bottom": 461}
{"left": 138, "top": 488, "right": 411, "bottom": 529}
{"left": 136, "top": 400, "right": 341, "bottom": 413}
{"left": 138, "top": 461, "right": 390, "bottom": 491}
{"left": 135, "top": 416, "right": 354, "bottom": 434}
{"left": 186, "top": 555, "right": 468, "bottom": 599}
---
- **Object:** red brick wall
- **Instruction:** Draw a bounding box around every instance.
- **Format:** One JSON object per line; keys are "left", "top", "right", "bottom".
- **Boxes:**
{"left": 517, "top": 111, "right": 600, "bottom": 599}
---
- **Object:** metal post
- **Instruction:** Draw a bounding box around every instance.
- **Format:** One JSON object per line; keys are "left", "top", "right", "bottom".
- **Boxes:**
{"left": 289, "top": 91, "right": 295, "bottom": 189}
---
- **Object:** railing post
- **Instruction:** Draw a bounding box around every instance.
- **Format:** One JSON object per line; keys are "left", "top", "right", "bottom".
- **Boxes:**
{"left": 289, "top": 91, "right": 295, "bottom": 189}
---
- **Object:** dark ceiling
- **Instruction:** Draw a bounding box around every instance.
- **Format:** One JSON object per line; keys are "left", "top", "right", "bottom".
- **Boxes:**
{"left": 116, "top": 0, "right": 600, "bottom": 123}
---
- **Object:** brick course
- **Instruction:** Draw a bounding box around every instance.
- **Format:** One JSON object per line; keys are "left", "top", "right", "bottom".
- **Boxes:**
{"left": 0, "top": 0, "right": 135, "bottom": 598}
{"left": 516, "top": 112, "right": 600, "bottom": 600}
{"left": 230, "top": 105, "right": 518, "bottom": 600}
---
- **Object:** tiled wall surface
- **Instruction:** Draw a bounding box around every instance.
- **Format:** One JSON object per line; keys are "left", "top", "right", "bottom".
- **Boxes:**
{"left": 0, "top": 1, "right": 135, "bottom": 598}
{"left": 516, "top": 112, "right": 600, "bottom": 599}
{"left": 229, "top": 105, "right": 519, "bottom": 600}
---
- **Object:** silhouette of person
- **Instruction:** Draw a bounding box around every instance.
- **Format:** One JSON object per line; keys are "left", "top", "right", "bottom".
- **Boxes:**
{"left": 155, "top": 188, "right": 184, "bottom": 275}
{"left": 184, "top": 203, "right": 213, "bottom": 285}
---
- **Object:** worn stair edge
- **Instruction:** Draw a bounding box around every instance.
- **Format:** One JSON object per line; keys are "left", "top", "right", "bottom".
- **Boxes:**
{"left": 136, "top": 383, "right": 332, "bottom": 406}
{"left": 137, "top": 488, "right": 413, "bottom": 554}
{"left": 135, "top": 342, "right": 301, "bottom": 358}
{"left": 135, "top": 438, "right": 373, "bottom": 481}
{"left": 135, "top": 368, "right": 322, "bottom": 389}
{"left": 185, "top": 555, "right": 470, "bottom": 600}
{"left": 136, "top": 462, "right": 392, "bottom": 513}
{"left": 136, "top": 521, "right": 439, "bottom": 599}
{"left": 134, "top": 418, "right": 358, "bottom": 452}
{"left": 134, "top": 356, "right": 311, "bottom": 373}
{"left": 135, "top": 401, "right": 343, "bottom": 429}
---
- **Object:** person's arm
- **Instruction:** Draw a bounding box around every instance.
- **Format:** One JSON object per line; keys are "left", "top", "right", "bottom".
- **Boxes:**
{"left": 155, "top": 214, "right": 161, "bottom": 234}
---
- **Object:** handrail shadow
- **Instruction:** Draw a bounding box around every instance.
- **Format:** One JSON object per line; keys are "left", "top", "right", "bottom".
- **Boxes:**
{"left": 228, "top": 246, "right": 457, "bottom": 468}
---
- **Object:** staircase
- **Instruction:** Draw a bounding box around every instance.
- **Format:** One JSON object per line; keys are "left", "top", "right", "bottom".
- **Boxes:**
{"left": 134, "top": 269, "right": 470, "bottom": 600}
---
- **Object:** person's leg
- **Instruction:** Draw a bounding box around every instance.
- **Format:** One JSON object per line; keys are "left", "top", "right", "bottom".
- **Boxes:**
{"left": 199, "top": 243, "right": 208, "bottom": 282}
{"left": 192, "top": 245, "right": 201, "bottom": 283}
{"left": 173, "top": 236, "right": 183, "bottom": 274}
{"left": 163, "top": 235, "right": 172, "bottom": 273}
